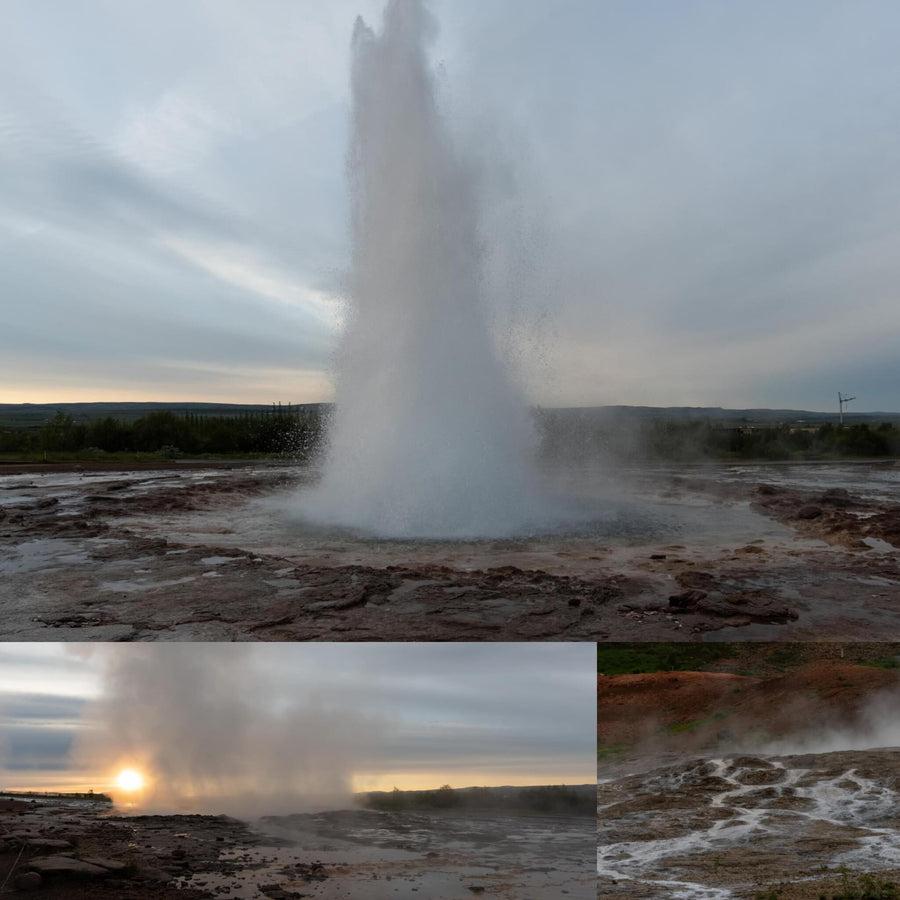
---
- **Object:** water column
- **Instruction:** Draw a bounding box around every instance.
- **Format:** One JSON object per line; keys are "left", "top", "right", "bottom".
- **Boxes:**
{"left": 303, "top": 0, "right": 540, "bottom": 538}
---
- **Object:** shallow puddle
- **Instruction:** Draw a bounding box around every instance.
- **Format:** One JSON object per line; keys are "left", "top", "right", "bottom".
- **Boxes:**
{"left": 178, "top": 810, "right": 594, "bottom": 900}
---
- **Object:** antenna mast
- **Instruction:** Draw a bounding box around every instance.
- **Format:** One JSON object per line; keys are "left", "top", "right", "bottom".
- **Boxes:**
{"left": 838, "top": 391, "right": 855, "bottom": 426}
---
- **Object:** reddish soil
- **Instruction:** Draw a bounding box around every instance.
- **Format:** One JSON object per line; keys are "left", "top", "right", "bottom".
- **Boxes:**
{"left": 598, "top": 660, "right": 900, "bottom": 756}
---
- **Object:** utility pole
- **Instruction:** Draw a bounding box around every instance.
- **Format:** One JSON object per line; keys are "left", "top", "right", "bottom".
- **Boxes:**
{"left": 838, "top": 392, "right": 855, "bottom": 426}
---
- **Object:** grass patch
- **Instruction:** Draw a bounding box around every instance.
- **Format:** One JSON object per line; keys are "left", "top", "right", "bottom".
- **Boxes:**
{"left": 856, "top": 656, "right": 900, "bottom": 670}
{"left": 597, "top": 743, "right": 630, "bottom": 764}
{"left": 660, "top": 709, "right": 731, "bottom": 735}
{"left": 764, "top": 645, "right": 806, "bottom": 670}
{"left": 824, "top": 868, "right": 900, "bottom": 899}
{"left": 757, "top": 869, "right": 900, "bottom": 900}
{"left": 662, "top": 720, "right": 703, "bottom": 735}
{"left": 597, "top": 643, "right": 739, "bottom": 675}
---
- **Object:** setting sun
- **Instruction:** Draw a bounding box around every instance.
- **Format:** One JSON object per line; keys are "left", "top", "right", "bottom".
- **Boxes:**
{"left": 115, "top": 769, "right": 145, "bottom": 792}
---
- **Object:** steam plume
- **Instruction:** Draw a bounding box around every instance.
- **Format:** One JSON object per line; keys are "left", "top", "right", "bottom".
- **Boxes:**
{"left": 72, "top": 645, "right": 382, "bottom": 816}
{"left": 300, "top": 0, "right": 545, "bottom": 538}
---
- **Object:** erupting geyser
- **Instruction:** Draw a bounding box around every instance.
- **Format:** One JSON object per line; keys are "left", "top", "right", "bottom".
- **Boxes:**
{"left": 302, "top": 0, "right": 545, "bottom": 539}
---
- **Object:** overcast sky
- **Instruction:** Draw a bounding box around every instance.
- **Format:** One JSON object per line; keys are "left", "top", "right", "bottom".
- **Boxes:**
{"left": 3, "top": 0, "right": 898, "bottom": 411}
{"left": 0, "top": 642, "right": 595, "bottom": 799}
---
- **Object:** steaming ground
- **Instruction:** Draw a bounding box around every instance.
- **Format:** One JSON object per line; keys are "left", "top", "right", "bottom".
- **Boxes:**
{"left": 1, "top": 796, "right": 595, "bottom": 899}
{"left": 0, "top": 459, "right": 897, "bottom": 640}
{"left": 597, "top": 649, "right": 900, "bottom": 898}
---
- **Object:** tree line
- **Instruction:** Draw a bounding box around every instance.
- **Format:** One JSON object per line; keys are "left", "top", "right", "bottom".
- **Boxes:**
{"left": 3, "top": 406, "right": 898, "bottom": 461}
{"left": 362, "top": 783, "right": 594, "bottom": 815}
{"left": 539, "top": 418, "right": 900, "bottom": 463}
{"left": 0, "top": 404, "right": 325, "bottom": 457}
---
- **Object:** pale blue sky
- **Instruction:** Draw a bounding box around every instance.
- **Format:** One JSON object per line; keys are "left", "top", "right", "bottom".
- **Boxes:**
{"left": 2, "top": 0, "right": 898, "bottom": 410}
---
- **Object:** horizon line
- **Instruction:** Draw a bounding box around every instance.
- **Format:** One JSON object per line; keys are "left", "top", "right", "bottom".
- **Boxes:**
{"left": 2, "top": 399, "right": 898, "bottom": 416}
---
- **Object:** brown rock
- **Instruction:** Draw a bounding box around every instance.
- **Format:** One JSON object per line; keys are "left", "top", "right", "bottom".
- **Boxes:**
{"left": 82, "top": 857, "right": 132, "bottom": 872}
{"left": 13, "top": 871, "right": 42, "bottom": 891}
{"left": 28, "top": 856, "right": 111, "bottom": 877}
{"left": 668, "top": 590, "right": 708, "bottom": 609}
{"left": 818, "top": 488, "right": 853, "bottom": 507}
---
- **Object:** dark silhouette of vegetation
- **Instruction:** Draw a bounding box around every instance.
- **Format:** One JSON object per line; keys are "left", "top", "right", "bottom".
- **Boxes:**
{"left": 361, "top": 784, "right": 594, "bottom": 816}
{"left": 539, "top": 416, "right": 900, "bottom": 463}
{"left": 363, "top": 784, "right": 461, "bottom": 812}
{"left": 4, "top": 404, "right": 897, "bottom": 461}
{"left": 514, "top": 784, "right": 594, "bottom": 814}
{"left": 858, "top": 655, "right": 900, "bottom": 670}
{"left": 597, "top": 643, "right": 740, "bottom": 675}
{"left": 0, "top": 789, "right": 111, "bottom": 803}
{"left": 0, "top": 403, "right": 324, "bottom": 458}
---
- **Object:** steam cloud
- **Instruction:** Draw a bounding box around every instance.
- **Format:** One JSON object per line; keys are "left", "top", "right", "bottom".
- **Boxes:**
{"left": 72, "top": 645, "right": 383, "bottom": 816}
{"left": 766, "top": 686, "right": 900, "bottom": 757}
{"left": 299, "top": 0, "right": 550, "bottom": 538}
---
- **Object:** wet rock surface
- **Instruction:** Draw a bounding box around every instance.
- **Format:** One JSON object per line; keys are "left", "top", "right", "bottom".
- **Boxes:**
{"left": 598, "top": 748, "right": 900, "bottom": 899}
{"left": 0, "top": 461, "right": 897, "bottom": 640}
{"left": 189, "top": 808, "right": 596, "bottom": 899}
{"left": 750, "top": 481, "right": 900, "bottom": 550}
{"left": 0, "top": 797, "right": 249, "bottom": 899}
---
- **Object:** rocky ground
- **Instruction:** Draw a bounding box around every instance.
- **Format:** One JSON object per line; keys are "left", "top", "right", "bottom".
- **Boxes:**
{"left": 0, "top": 796, "right": 270, "bottom": 898}
{"left": 0, "top": 798, "right": 594, "bottom": 899}
{"left": 598, "top": 748, "right": 900, "bottom": 900}
{"left": 0, "top": 461, "right": 897, "bottom": 640}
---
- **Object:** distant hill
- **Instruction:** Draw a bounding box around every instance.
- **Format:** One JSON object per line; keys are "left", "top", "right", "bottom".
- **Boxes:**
{"left": 0, "top": 402, "right": 329, "bottom": 429}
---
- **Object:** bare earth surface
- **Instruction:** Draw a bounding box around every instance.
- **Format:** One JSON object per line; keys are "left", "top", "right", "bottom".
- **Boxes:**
{"left": 0, "top": 798, "right": 594, "bottom": 899}
{"left": 598, "top": 659, "right": 900, "bottom": 757}
{"left": 0, "top": 460, "right": 897, "bottom": 640}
